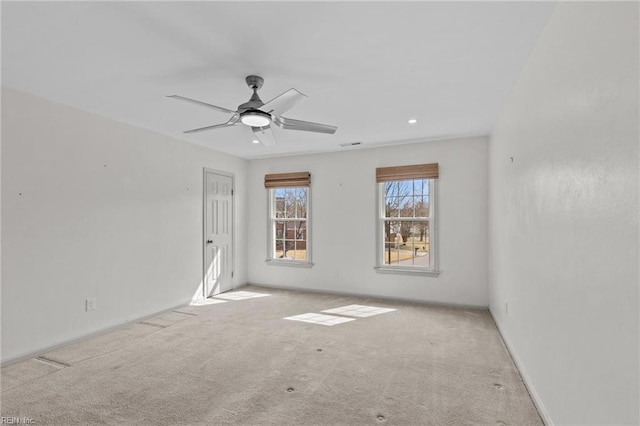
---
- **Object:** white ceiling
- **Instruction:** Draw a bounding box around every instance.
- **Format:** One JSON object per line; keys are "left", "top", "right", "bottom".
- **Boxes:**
{"left": 2, "top": 1, "right": 556, "bottom": 160}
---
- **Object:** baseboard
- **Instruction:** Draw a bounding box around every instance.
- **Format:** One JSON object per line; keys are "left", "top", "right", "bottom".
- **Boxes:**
{"left": 247, "top": 281, "right": 489, "bottom": 311}
{"left": 488, "top": 308, "right": 553, "bottom": 426}
{"left": 1, "top": 299, "right": 193, "bottom": 367}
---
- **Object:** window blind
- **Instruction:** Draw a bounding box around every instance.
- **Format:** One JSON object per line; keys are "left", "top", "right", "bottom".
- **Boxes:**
{"left": 264, "top": 171, "right": 311, "bottom": 188}
{"left": 375, "top": 163, "right": 439, "bottom": 182}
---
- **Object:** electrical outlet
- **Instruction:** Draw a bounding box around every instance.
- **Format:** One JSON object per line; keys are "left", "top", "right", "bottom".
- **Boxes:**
{"left": 86, "top": 297, "right": 96, "bottom": 311}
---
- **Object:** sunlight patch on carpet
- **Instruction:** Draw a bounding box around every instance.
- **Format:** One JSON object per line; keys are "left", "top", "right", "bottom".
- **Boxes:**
{"left": 212, "top": 291, "right": 271, "bottom": 301}
{"left": 322, "top": 305, "right": 396, "bottom": 318}
{"left": 284, "top": 313, "right": 356, "bottom": 326}
{"left": 190, "top": 298, "right": 228, "bottom": 306}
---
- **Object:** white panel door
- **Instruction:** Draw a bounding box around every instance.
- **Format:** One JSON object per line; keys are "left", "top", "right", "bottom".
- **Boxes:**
{"left": 204, "top": 171, "right": 233, "bottom": 297}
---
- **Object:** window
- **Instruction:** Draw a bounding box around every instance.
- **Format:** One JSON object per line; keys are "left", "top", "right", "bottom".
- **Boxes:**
{"left": 265, "top": 172, "right": 312, "bottom": 266}
{"left": 376, "top": 163, "right": 439, "bottom": 275}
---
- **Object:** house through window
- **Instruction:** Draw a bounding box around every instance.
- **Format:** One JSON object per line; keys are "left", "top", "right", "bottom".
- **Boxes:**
{"left": 273, "top": 187, "right": 308, "bottom": 261}
{"left": 265, "top": 172, "right": 311, "bottom": 265}
{"left": 376, "top": 163, "right": 439, "bottom": 274}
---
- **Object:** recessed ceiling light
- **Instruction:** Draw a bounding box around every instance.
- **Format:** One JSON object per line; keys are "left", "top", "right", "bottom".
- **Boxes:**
{"left": 408, "top": 119, "right": 417, "bottom": 124}
{"left": 252, "top": 139, "right": 260, "bottom": 144}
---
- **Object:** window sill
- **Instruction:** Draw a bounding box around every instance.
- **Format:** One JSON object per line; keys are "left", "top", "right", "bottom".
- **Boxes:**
{"left": 266, "top": 260, "right": 314, "bottom": 269}
{"left": 374, "top": 266, "right": 441, "bottom": 277}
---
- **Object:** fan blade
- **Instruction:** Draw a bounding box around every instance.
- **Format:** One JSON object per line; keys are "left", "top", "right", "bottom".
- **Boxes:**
{"left": 167, "top": 95, "right": 236, "bottom": 114}
{"left": 261, "top": 89, "right": 307, "bottom": 116}
{"left": 251, "top": 125, "right": 277, "bottom": 147}
{"left": 273, "top": 116, "right": 337, "bottom": 134}
{"left": 184, "top": 115, "right": 239, "bottom": 134}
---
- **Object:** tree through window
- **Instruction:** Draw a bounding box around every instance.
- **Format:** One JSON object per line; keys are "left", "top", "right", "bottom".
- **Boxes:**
{"left": 273, "top": 187, "right": 308, "bottom": 261}
{"left": 265, "top": 172, "right": 311, "bottom": 265}
{"left": 382, "top": 179, "right": 431, "bottom": 267}
{"left": 376, "top": 163, "right": 438, "bottom": 273}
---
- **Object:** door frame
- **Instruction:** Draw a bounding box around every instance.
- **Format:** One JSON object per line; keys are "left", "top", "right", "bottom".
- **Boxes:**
{"left": 202, "top": 168, "right": 235, "bottom": 298}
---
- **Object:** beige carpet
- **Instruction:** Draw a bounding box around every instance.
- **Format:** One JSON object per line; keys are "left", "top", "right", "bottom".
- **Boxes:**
{"left": 1, "top": 286, "right": 542, "bottom": 425}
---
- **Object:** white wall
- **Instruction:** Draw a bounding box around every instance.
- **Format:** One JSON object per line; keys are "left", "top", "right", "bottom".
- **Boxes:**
{"left": 247, "top": 137, "right": 488, "bottom": 307}
{"left": 489, "top": 3, "right": 639, "bottom": 425}
{"left": 1, "top": 87, "right": 248, "bottom": 363}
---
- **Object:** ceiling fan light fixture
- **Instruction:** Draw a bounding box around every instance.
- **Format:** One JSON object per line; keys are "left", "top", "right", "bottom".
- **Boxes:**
{"left": 170, "top": 76, "right": 337, "bottom": 144}
{"left": 240, "top": 110, "right": 271, "bottom": 127}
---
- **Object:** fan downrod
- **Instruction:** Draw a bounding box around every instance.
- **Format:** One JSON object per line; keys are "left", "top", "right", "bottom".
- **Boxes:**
{"left": 245, "top": 75, "right": 264, "bottom": 90}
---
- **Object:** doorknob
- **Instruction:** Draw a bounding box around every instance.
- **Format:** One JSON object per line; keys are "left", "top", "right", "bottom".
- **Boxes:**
{"left": 207, "top": 240, "right": 213, "bottom": 244}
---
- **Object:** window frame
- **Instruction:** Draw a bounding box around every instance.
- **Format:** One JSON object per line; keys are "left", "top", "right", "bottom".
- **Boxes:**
{"left": 266, "top": 186, "right": 313, "bottom": 268}
{"left": 375, "top": 178, "right": 440, "bottom": 276}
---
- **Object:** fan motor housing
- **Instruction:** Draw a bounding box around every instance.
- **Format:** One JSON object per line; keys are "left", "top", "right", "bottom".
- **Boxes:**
{"left": 245, "top": 75, "right": 264, "bottom": 90}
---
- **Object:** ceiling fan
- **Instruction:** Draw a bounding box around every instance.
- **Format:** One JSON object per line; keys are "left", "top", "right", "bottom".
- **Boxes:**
{"left": 167, "top": 75, "right": 337, "bottom": 146}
